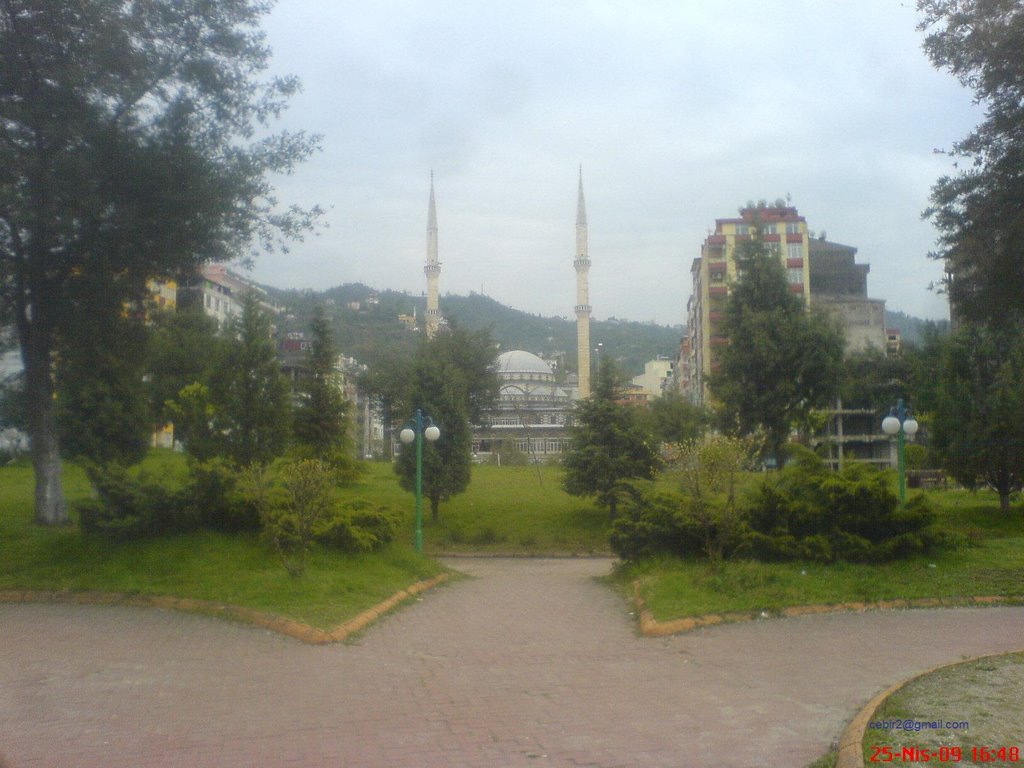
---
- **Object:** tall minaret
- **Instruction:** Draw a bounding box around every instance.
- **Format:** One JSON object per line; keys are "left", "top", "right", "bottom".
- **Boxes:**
{"left": 424, "top": 172, "right": 442, "bottom": 338}
{"left": 574, "top": 166, "right": 592, "bottom": 398}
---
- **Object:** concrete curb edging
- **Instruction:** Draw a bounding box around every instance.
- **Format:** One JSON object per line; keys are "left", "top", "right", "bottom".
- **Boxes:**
{"left": 631, "top": 581, "right": 1021, "bottom": 638}
{"left": 0, "top": 572, "right": 451, "bottom": 645}
{"left": 835, "top": 649, "right": 1024, "bottom": 768}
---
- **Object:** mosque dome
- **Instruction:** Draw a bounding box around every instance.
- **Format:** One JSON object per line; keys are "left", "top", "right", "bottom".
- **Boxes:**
{"left": 495, "top": 350, "right": 554, "bottom": 378}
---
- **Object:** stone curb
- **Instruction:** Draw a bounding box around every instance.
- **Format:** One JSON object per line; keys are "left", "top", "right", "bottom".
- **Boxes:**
{"left": 835, "top": 649, "right": 1024, "bottom": 768}
{"left": 631, "top": 582, "right": 1022, "bottom": 638}
{"left": 0, "top": 572, "right": 451, "bottom": 645}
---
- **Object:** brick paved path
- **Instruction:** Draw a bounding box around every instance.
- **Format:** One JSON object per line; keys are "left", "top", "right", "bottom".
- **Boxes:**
{"left": 2, "top": 557, "right": 1023, "bottom": 767}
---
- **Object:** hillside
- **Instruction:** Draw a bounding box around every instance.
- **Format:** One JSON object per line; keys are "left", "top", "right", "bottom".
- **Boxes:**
{"left": 265, "top": 285, "right": 683, "bottom": 376}
{"left": 265, "top": 283, "right": 942, "bottom": 375}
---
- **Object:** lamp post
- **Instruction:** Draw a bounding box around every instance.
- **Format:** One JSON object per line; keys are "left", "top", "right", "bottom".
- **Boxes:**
{"left": 399, "top": 409, "right": 440, "bottom": 555}
{"left": 881, "top": 398, "right": 919, "bottom": 504}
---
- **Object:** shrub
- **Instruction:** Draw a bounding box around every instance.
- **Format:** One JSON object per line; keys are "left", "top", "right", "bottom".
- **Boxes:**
{"left": 315, "top": 499, "right": 401, "bottom": 553}
{"left": 184, "top": 457, "right": 261, "bottom": 533}
{"left": 238, "top": 460, "right": 403, "bottom": 576}
{"left": 742, "top": 447, "right": 943, "bottom": 563}
{"left": 78, "top": 462, "right": 195, "bottom": 540}
{"left": 609, "top": 483, "right": 707, "bottom": 562}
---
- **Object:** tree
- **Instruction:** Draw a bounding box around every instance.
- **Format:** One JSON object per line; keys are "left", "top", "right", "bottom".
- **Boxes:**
{"left": 358, "top": 352, "right": 413, "bottom": 459}
{"left": 708, "top": 234, "right": 845, "bottom": 466}
{"left": 918, "top": 0, "right": 1024, "bottom": 323}
{"left": 562, "top": 357, "right": 661, "bottom": 519}
{"left": 56, "top": 303, "right": 150, "bottom": 466}
{"left": 932, "top": 321, "right": 1024, "bottom": 512}
{"left": 839, "top": 345, "right": 914, "bottom": 414}
{"left": 393, "top": 333, "right": 477, "bottom": 520}
{"left": 0, "top": 1, "right": 320, "bottom": 524}
{"left": 205, "top": 293, "right": 291, "bottom": 467}
{"left": 145, "top": 303, "right": 224, "bottom": 437}
{"left": 293, "top": 306, "right": 350, "bottom": 455}
{"left": 636, "top": 391, "right": 709, "bottom": 445}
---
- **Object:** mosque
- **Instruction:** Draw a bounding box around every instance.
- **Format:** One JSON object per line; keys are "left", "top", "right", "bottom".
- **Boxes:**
{"left": 422, "top": 170, "right": 592, "bottom": 463}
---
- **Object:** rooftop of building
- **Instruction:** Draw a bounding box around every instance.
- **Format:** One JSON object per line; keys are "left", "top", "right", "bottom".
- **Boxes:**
{"left": 496, "top": 350, "right": 555, "bottom": 377}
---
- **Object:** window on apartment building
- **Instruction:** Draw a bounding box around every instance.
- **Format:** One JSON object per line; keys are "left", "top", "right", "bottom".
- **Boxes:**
{"left": 710, "top": 269, "right": 725, "bottom": 283}
{"left": 757, "top": 222, "right": 775, "bottom": 235}
{"left": 787, "top": 243, "right": 803, "bottom": 260}
{"left": 787, "top": 267, "right": 803, "bottom": 284}
{"left": 735, "top": 224, "right": 750, "bottom": 236}
{"left": 786, "top": 222, "right": 801, "bottom": 234}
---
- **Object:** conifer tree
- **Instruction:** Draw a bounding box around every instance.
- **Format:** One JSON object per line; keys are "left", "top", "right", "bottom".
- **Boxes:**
{"left": 562, "top": 357, "right": 660, "bottom": 519}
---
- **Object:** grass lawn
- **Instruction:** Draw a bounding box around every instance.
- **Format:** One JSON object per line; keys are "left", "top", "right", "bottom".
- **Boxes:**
{"left": 344, "top": 461, "right": 612, "bottom": 555}
{"left": 0, "top": 455, "right": 445, "bottom": 629}
{"left": 618, "top": 487, "right": 1024, "bottom": 622}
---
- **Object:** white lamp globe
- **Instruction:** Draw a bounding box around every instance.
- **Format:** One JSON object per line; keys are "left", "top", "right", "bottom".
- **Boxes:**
{"left": 399, "top": 427, "right": 415, "bottom": 444}
{"left": 881, "top": 415, "right": 901, "bottom": 436}
{"left": 424, "top": 425, "right": 441, "bottom": 442}
{"left": 903, "top": 418, "right": 919, "bottom": 437}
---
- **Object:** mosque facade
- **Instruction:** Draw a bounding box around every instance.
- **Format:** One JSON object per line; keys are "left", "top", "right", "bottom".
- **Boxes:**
{"left": 472, "top": 350, "right": 574, "bottom": 463}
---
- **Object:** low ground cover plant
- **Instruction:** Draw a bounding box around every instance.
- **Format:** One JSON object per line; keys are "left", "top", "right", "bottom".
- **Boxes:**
{"left": 77, "top": 454, "right": 400, "bottom": 575}
{"left": 612, "top": 442, "right": 946, "bottom": 564}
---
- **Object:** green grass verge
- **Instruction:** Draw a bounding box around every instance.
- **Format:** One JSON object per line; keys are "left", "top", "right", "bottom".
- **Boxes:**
{"left": 619, "top": 488, "right": 1024, "bottom": 622}
{"left": 0, "top": 456, "right": 445, "bottom": 629}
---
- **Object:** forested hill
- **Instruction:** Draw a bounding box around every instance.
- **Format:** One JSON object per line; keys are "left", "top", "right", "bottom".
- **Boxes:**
{"left": 263, "top": 283, "right": 942, "bottom": 375}
{"left": 264, "top": 284, "right": 683, "bottom": 376}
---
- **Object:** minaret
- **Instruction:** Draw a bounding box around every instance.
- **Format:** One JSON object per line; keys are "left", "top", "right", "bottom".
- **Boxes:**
{"left": 574, "top": 167, "right": 592, "bottom": 398}
{"left": 424, "top": 172, "right": 442, "bottom": 337}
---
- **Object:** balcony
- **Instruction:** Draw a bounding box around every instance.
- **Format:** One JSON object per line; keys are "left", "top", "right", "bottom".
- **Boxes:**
{"left": 789, "top": 283, "right": 804, "bottom": 294}
{"left": 709, "top": 285, "right": 728, "bottom": 297}
{"left": 786, "top": 233, "right": 804, "bottom": 243}
{"left": 710, "top": 335, "right": 729, "bottom": 347}
{"left": 707, "top": 235, "right": 726, "bottom": 245}
{"left": 707, "top": 261, "right": 727, "bottom": 273}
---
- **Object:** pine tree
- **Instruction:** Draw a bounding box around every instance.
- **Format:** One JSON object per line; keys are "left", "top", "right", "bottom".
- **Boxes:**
{"left": 562, "top": 358, "right": 660, "bottom": 519}
{"left": 293, "top": 306, "right": 351, "bottom": 461}
{"left": 207, "top": 294, "right": 291, "bottom": 466}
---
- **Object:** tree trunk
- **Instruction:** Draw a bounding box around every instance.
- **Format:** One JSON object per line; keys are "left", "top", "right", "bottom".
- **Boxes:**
{"left": 430, "top": 494, "right": 440, "bottom": 522}
{"left": 22, "top": 324, "right": 68, "bottom": 525}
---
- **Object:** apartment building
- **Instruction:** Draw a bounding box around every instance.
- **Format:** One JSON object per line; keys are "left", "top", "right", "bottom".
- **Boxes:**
{"left": 682, "top": 203, "right": 811, "bottom": 406}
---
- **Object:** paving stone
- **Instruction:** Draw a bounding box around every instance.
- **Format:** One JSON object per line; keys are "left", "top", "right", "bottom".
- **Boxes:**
{"left": 1, "top": 557, "right": 1022, "bottom": 767}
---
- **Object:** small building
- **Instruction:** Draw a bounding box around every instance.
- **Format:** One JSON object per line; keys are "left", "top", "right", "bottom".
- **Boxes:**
{"left": 632, "top": 358, "right": 674, "bottom": 399}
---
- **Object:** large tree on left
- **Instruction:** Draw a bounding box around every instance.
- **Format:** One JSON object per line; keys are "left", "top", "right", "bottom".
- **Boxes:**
{"left": 0, "top": 1, "right": 319, "bottom": 524}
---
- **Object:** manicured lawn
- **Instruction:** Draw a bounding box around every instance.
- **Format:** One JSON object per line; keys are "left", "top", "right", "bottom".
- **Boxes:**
{"left": 0, "top": 455, "right": 445, "bottom": 629}
{"left": 345, "top": 461, "right": 611, "bottom": 555}
{"left": 618, "top": 487, "right": 1024, "bottom": 622}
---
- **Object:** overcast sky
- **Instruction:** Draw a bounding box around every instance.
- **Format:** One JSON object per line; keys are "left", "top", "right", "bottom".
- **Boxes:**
{"left": 249, "top": 0, "right": 980, "bottom": 326}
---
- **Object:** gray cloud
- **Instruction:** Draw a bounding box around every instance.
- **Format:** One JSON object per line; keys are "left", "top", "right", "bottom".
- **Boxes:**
{"left": 249, "top": 0, "right": 979, "bottom": 325}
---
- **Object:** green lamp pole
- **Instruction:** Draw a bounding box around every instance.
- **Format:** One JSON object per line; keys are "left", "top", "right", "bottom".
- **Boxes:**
{"left": 400, "top": 410, "right": 440, "bottom": 554}
{"left": 882, "top": 398, "right": 919, "bottom": 504}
